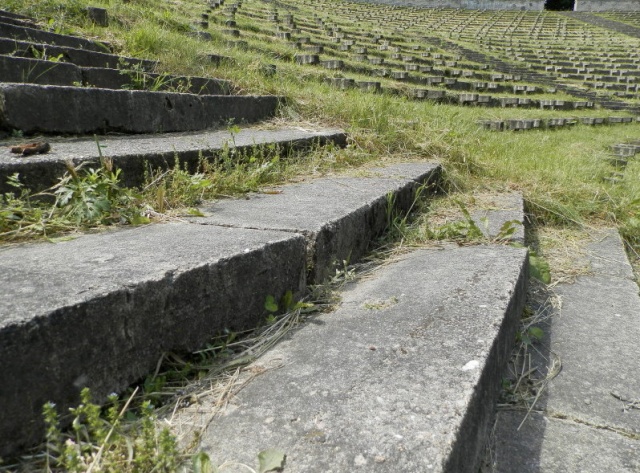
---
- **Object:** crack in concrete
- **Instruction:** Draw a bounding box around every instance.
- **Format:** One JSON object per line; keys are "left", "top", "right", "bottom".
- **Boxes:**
{"left": 546, "top": 410, "right": 640, "bottom": 441}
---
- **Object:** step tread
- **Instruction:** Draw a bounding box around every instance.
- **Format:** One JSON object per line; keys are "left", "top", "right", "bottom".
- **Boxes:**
{"left": 187, "top": 244, "right": 528, "bottom": 473}
{"left": 0, "top": 55, "right": 232, "bottom": 94}
{"left": 0, "top": 37, "right": 157, "bottom": 70}
{"left": 0, "top": 21, "right": 111, "bottom": 53}
{"left": 492, "top": 229, "right": 640, "bottom": 472}
{"left": 195, "top": 162, "right": 440, "bottom": 282}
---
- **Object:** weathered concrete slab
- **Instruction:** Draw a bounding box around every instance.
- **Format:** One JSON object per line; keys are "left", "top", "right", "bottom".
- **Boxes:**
{"left": 491, "top": 229, "right": 640, "bottom": 471}
{"left": 81, "top": 67, "right": 232, "bottom": 95}
{"left": 0, "top": 127, "right": 347, "bottom": 193}
{"left": 0, "top": 21, "right": 110, "bottom": 52}
{"left": 0, "top": 223, "right": 307, "bottom": 457}
{"left": 493, "top": 411, "right": 640, "bottom": 472}
{"left": 0, "top": 84, "right": 279, "bottom": 135}
{"left": 0, "top": 37, "right": 157, "bottom": 70}
{"left": 195, "top": 162, "right": 441, "bottom": 282}
{"left": 192, "top": 245, "right": 528, "bottom": 472}
{"left": 543, "top": 230, "right": 640, "bottom": 433}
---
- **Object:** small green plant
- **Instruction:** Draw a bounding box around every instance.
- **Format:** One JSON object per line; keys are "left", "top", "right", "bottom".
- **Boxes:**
{"left": 42, "top": 387, "right": 180, "bottom": 473}
{"left": 428, "top": 201, "right": 485, "bottom": 242}
{"left": 118, "top": 62, "right": 192, "bottom": 93}
{"left": 53, "top": 156, "right": 150, "bottom": 226}
{"left": 29, "top": 46, "right": 65, "bottom": 63}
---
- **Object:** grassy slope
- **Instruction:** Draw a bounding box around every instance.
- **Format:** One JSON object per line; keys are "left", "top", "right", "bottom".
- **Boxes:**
{"left": 3, "top": 0, "right": 639, "bottom": 264}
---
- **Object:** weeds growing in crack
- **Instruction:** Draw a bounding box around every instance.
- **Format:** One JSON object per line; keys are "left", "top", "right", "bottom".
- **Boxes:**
{"left": 498, "top": 280, "right": 563, "bottom": 429}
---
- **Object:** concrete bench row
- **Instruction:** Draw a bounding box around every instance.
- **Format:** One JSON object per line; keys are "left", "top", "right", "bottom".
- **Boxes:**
{"left": 0, "top": 55, "right": 232, "bottom": 95}
{"left": 0, "top": 127, "right": 347, "bottom": 194}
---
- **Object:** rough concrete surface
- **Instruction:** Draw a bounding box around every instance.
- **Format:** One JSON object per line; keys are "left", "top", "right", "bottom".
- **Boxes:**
{"left": 492, "top": 229, "right": 640, "bottom": 471}
{"left": 0, "top": 84, "right": 279, "bottom": 135}
{"left": 0, "top": 224, "right": 306, "bottom": 456}
{"left": 470, "top": 193, "right": 526, "bottom": 244}
{"left": 195, "top": 162, "right": 441, "bottom": 282}
{"left": 0, "top": 127, "right": 347, "bottom": 193}
{"left": 0, "top": 21, "right": 110, "bottom": 52}
{"left": 188, "top": 245, "right": 528, "bottom": 473}
{"left": 493, "top": 411, "right": 640, "bottom": 472}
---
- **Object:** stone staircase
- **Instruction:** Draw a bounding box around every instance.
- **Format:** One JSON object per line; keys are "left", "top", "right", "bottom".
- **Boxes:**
{"left": 0, "top": 7, "right": 526, "bottom": 468}
{"left": 1, "top": 5, "right": 639, "bottom": 473}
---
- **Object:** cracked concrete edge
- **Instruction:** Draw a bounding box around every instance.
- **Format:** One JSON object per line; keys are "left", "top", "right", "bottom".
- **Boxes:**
{"left": 491, "top": 411, "right": 640, "bottom": 473}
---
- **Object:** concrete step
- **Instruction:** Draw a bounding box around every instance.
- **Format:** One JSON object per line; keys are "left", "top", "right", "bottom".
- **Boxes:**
{"left": 184, "top": 243, "right": 528, "bottom": 473}
{"left": 0, "top": 126, "right": 347, "bottom": 194}
{"left": 0, "top": 55, "right": 232, "bottom": 95}
{"left": 491, "top": 229, "right": 640, "bottom": 472}
{"left": 0, "top": 161, "right": 441, "bottom": 457}
{"left": 0, "top": 9, "right": 33, "bottom": 22}
{"left": 0, "top": 37, "right": 157, "bottom": 70}
{"left": 0, "top": 20, "right": 111, "bottom": 53}
{"left": 0, "top": 83, "right": 279, "bottom": 135}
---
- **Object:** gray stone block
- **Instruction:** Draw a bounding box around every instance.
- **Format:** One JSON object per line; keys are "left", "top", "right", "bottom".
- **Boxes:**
{"left": 0, "top": 224, "right": 307, "bottom": 457}
{"left": 0, "top": 127, "right": 348, "bottom": 193}
{"left": 86, "top": 7, "right": 108, "bottom": 27}
{"left": 0, "top": 84, "right": 279, "bottom": 134}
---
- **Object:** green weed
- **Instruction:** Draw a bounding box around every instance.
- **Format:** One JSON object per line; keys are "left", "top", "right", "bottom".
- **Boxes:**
{"left": 41, "top": 387, "right": 181, "bottom": 473}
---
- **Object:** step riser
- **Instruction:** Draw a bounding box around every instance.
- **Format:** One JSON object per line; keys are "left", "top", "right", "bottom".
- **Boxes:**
{"left": 0, "top": 129, "right": 348, "bottom": 194}
{"left": 0, "top": 84, "right": 279, "bottom": 135}
{"left": 0, "top": 21, "right": 110, "bottom": 53}
{"left": 0, "top": 38, "right": 156, "bottom": 70}
{"left": 0, "top": 56, "right": 232, "bottom": 95}
{"left": 0, "top": 226, "right": 308, "bottom": 457}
